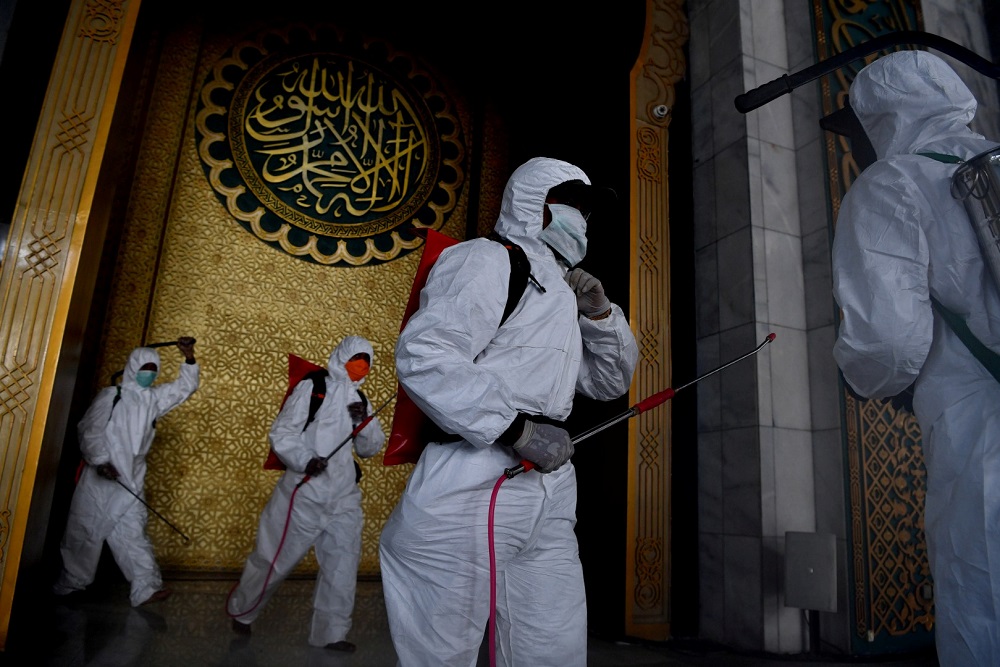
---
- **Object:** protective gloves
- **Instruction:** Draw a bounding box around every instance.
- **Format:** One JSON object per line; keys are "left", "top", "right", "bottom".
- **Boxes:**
{"left": 508, "top": 418, "right": 574, "bottom": 474}
{"left": 565, "top": 268, "right": 611, "bottom": 318}
{"left": 96, "top": 462, "right": 120, "bottom": 481}
{"left": 305, "top": 457, "right": 328, "bottom": 476}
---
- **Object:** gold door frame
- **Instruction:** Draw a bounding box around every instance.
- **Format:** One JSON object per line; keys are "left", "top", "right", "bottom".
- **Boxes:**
{"left": 0, "top": 0, "right": 144, "bottom": 648}
{"left": 627, "top": 0, "right": 688, "bottom": 640}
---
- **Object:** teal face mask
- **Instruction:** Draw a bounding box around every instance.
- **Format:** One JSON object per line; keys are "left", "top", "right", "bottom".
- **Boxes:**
{"left": 538, "top": 203, "right": 588, "bottom": 268}
{"left": 136, "top": 370, "right": 158, "bottom": 388}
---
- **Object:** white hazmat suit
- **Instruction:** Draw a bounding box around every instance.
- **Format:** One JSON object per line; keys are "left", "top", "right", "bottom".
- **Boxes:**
{"left": 380, "top": 157, "right": 638, "bottom": 666}
{"left": 53, "top": 345, "right": 200, "bottom": 606}
{"left": 227, "top": 335, "right": 385, "bottom": 648}
{"left": 832, "top": 51, "right": 1000, "bottom": 666}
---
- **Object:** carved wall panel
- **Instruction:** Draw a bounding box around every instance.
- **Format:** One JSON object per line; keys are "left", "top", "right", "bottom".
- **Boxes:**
{"left": 627, "top": 0, "right": 688, "bottom": 640}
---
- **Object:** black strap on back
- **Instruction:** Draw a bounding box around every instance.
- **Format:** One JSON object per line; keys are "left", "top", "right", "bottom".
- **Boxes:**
{"left": 303, "top": 369, "right": 329, "bottom": 431}
{"left": 108, "top": 386, "right": 122, "bottom": 422}
{"left": 930, "top": 297, "right": 1000, "bottom": 385}
{"left": 487, "top": 232, "right": 534, "bottom": 326}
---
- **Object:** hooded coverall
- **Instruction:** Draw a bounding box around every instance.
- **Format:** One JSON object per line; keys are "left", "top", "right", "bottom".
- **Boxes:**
{"left": 53, "top": 346, "right": 200, "bottom": 607}
{"left": 380, "top": 157, "right": 638, "bottom": 666}
{"left": 227, "top": 335, "right": 385, "bottom": 647}
{"left": 832, "top": 51, "right": 1000, "bottom": 666}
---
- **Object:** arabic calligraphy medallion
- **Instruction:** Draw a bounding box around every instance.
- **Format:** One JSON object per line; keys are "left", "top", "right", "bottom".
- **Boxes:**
{"left": 196, "top": 26, "right": 465, "bottom": 265}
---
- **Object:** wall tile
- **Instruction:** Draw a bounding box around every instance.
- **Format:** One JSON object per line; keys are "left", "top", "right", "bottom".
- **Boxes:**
{"left": 724, "top": 534, "right": 763, "bottom": 650}
{"left": 689, "top": 6, "right": 712, "bottom": 90}
{"left": 748, "top": 0, "right": 789, "bottom": 69}
{"left": 783, "top": 0, "right": 814, "bottom": 70}
{"left": 774, "top": 427, "right": 814, "bottom": 536}
{"left": 762, "top": 535, "right": 781, "bottom": 650}
{"left": 695, "top": 243, "right": 720, "bottom": 338}
{"left": 760, "top": 425, "right": 776, "bottom": 536}
{"left": 813, "top": 427, "right": 846, "bottom": 539}
{"left": 768, "top": 325, "right": 811, "bottom": 430}
{"left": 718, "top": 227, "right": 754, "bottom": 330}
{"left": 699, "top": 429, "right": 724, "bottom": 534}
{"left": 699, "top": 532, "right": 725, "bottom": 641}
{"left": 711, "top": 58, "right": 750, "bottom": 158}
{"left": 795, "top": 136, "right": 829, "bottom": 237}
{"left": 697, "top": 333, "right": 722, "bottom": 432}
{"left": 760, "top": 145, "right": 800, "bottom": 235}
{"left": 708, "top": 0, "right": 742, "bottom": 75}
{"left": 751, "top": 60, "right": 795, "bottom": 150}
{"left": 803, "top": 226, "right": 834, "bottom": 330}
{"left": 807, "top": 324, "right": 840, "bottom": 431}
{"left": 693, "top": 162, "right": 718, "bottom": 249}
{"left": 764, "top": 229, "right": 805, "bottom": 329}
{"left": 714, "top": 141, "right": 750, "bottom": 240}
{"left": 720, "top": 323, "right": 759, "bottom": 429}
{"left": 722, "top": 425, "right": 761, "bottom": 535}
{"left": 692, "top": 85, "right": 715, "bottom": 165}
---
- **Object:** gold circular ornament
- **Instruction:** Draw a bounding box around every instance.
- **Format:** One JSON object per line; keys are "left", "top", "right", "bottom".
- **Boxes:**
{"left": 196, "top": 24, "right": 465, "bottom": 265}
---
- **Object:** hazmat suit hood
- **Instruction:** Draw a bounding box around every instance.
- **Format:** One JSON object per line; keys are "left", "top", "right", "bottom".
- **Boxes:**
{"left": 850, "top": 50, "right": 979, "bottom": 160}
{"left": 493, "top": 157, "right": 592, "bottom": 259}
{"left": 122, "top": 347, "right": 160, "bottom": 390}
{"left": 327, "top": 335, "right": 373, "bottom": 386}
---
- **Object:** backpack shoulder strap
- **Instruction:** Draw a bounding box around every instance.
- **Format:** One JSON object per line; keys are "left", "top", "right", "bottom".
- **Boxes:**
{"left": 487, "top": 232, "right": 533, "bottom": 326}
{"left": 916, "top": 151, "right": 963, "bottom": 164}
{"left": 108, "top": 386, "right": 122, "bottom": 422}
{"left": 303, "top": 369, "right": 329, "bottom": 430}
{"left": 930, "top": 297, "right": 1000, "bottom": 385}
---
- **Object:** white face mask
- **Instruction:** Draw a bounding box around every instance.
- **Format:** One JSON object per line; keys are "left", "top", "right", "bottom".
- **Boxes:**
{"left": 539, "top": 203, "right": 588, "bottom": 267}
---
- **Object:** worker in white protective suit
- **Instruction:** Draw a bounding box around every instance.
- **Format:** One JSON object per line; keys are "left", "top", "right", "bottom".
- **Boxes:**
{"left": 380, "top": 157, "right": 639, "bottom": 667}
{"left": 831, "top": 51, "right": 1000, "bottom": 667}
{"left": 53, "top": 337, "right": 199, "bottom": 607}
{"left": 227, "top": 335, "right": 385, "bottom": 653}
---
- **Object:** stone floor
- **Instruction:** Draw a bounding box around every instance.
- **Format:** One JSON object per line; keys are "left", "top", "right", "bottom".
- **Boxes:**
{"left": 2, "top": 576, "right": 940, "bottom": 666}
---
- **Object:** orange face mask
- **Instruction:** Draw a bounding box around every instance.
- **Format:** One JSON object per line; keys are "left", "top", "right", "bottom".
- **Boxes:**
{"left": 345, "top": 359, "right": 370, "bottom": 381}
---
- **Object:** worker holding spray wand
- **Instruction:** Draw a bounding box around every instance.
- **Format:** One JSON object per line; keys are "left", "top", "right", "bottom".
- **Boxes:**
{"left": 380, "top": 158, "right": 639, "bottom": 667}
{"left": 227, "top": 336, "right": 386, "bottom": 653}
{"left": 53, "top": 336, "right": 199, "bottom": 607}
{"left": 481, "top": 333, "right": 776, "bottom": 666}
{"left": 506, "top": 333, "right": 776, "bottom": 477}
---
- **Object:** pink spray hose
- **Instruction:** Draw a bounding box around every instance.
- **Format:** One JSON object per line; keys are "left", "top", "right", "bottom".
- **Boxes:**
{"left": 487, "top": 333, "right": 776, "bottom": 664}
{"left": 226, "top": 397, "right": 392, "bottom": 620}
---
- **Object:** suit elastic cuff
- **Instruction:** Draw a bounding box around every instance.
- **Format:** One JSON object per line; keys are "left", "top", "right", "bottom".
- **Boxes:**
{"left": 497, "top": 413, "right": 527, "bottom": 446}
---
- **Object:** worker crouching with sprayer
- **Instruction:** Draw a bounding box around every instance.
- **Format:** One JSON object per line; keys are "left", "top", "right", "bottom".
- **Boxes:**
{"left": 379, "top": 157, "right": 639, "bottom": 667}
{"left": 227, "top": 335, "right": 385, "bottom": 653}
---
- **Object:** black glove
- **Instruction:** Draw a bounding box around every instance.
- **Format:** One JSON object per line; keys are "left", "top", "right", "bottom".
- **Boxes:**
{"left": 96, "top": 462, "right": 120, "bottom": 481}
{"left": 507, "top": 418, "right": 574, "bottom": 474}
{"left": 565, "top": 268, "right": 611, "bottom": 318}
{"left": 305, "top": 457, "right": 328, "bottom": 476}
{"left": 347, "top": 402, "right": 366, "bottom": 426}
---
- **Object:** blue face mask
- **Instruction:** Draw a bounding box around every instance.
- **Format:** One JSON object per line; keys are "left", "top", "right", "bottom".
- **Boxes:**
{"left": 136, "top": 370, "right": 158, "bottom": 388}
{"left": 538, "top": 203, "right": 588, "bottom": 267}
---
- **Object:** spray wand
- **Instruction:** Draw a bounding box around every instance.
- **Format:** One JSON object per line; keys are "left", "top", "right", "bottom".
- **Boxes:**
{"left": 504, "top": 333, "right": 776, "bottom": 478}
{"left": 296, "top": 396, "right": 394, "bottom": 487}
{"left": 113, "top": 479, "right": 190, "bottom": 542}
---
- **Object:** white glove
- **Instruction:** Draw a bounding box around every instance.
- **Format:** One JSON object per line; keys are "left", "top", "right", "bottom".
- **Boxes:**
{"left": 565, "top": 268, "right": 611, "bottom": 318}
{"left": 511, "top": 420, "right": 574, "bottom": 473}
